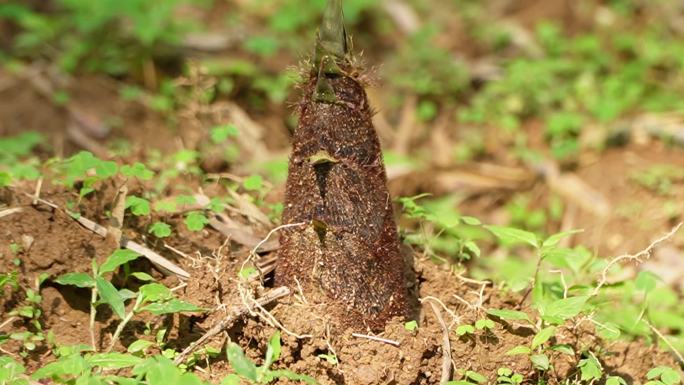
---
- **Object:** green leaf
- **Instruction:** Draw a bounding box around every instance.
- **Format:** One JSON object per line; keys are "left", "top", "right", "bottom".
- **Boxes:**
{"left": 648, "top": 366, "right": 682, "bottom": 385}
{"left": 153, "top": 200, "right": 178, "bottom": 213}
{"left": 648, "top": 367, "right": 669, "bottom": 379}
{"left": 578, "top": 356, "right": 602, "bottom": 382}
{"left": 127, "top": 340, "right": 155, "bottom": 354}
{"left": 141, "top": 299, "right": 203, "bottom": 315}
{"left": 130, "top": 272, "right": 154, "bottom": 282}
{"left": 99, "top": 249, "right": 141, "bottom": 275}
{"left": 267, "top": 369, "right": 317, "bottom": 384}
{"left": 460, "top": 216, "right": 481, "bottom": 226}
{"left": 485, "top": 225, "right": 539, "bottom": 248}
{"left": 475, "top": 319, "right": 494, "bottom": 330}
{"left": 32, "top": 353, "right": 88, "bottom": 379}
{"left": 487, "top": 309, "right": 531, "bottom": 322}
{"left": 530, "top": 354, "right": 550, "bottom": 371}
{"left": 220, "top": 374, "right": 242, "bottom": 385}
{"left": 239, "top": 267, "right": 258, "bottom": 280}
{"left": 506, "top": 345, "right": 531, "bottom": 355}
{"left": 596, "top": 322, "right": 621, "bottom": 340}
{"left": 119, "top": 289, "right": 138, "bottom": 300}
{"left": 661, "top": 369, "right": 681, "bottom": 385}
{"left": 497, "top": 368, "right": 512, "bottom": 376}
{"left": 317, "top": 353, "right": 338, "bottom": 365}
{"left": 125, "top": 196, "right": 151, "bottom": 216}
{"left": 606, "top": 376, "right": 628, "bottom": 385}
{"left": 264, "top": 331, "right": 281, "bottom": 369}
{"left": 149, "top": 222, "right": 172, "bottom": 238}
{"left": 465, "top": 370, "right": 487, "bottom": 383}
{"left": 55, "top": 272, "right": 95, "bottom": 288}
{"left": 542, "top": 229, "right": 583, "bottom": 248}
{"left": 404, "top": 320, "right": 418, "bottom": 331}
{"left": 0, "top": 355, "right": 26, "bottom": 382}
{"left": 175, "top": 195, "right": 197, "bottom": 206}
{"left": 88, "top": 353, "right": 143, "bottom": 369}
{"left": 0, "top": 172, "right": 12, "bottom": 187}
{"left": 95, "top": 160, "right": 118, "bottom": 179}
{"left": 185, "top": 211, "right": 209, "bottom": 232}
{"left": 210, "top": 124, "right": 239, "bottom": 144}
{"left": 136, "top": 356, "right": 183, "bottom": 385}
{"left": 139, "top": 283, "right": 172, "bottom": 303}
{"left": 464, "top": 241, "right": 481, "bottom": 257}
{"left": 456, "top": 324, "right": 475, "bottom": 336}
{"left": 635, "top": 271, "right": 659, "bottom": 293}
{"left": 531, "top": 326, "right": 556, "bottom": 350}
{"left": 551, "top": 344, "right": 574, "bottom": 355}
{"left": 120, "top": 163, "right": 154, "bottom": 180}
{"left": 226, "top": 343, "right": 258, "bottom": 382}
{"left": 541, "top": 296, "right": 588, "bottom": 323}
{"left": 242, "top": 174, "right": 263, "bottom": 191}
{"left": 95, "top": 276, "right": 125, "bottom": 319}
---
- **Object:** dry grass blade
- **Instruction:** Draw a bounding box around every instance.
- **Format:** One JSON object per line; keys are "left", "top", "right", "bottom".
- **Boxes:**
{"left": 428, "top": 301, "right": 453, "bottom": 384}
{"left": 74, "top": 214, "right": 190, "bottom": 279}
{"left": 173, "top": 286, "right": 291, "bottom": 364}
{"left": 66, "top": 124, "right": 108, "bottom": 158}
{"left": 351, "top": 333, "right": 401, "bottom": 347}
{"left": 227, "top": 190, "right": 272, "bottom": 227}
{"left": 27, "top": 195, "right": 191, "bottom": 279}
{"left": 195, "top": 194, "right": 279, "bottom": 251}
{"left": 208, "top": 216, "right": 279, "bottom": 252}
{"left": 647, "top": 321, "right": 684, "bottom": 365}
{"left": 533, "top": 160, "right": 610, "bottom": 218}
{"left": 0, "top": 207, "right": 23, "bottom": 219}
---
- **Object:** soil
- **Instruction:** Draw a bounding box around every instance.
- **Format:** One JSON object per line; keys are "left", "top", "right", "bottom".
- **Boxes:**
{"left": 0, "top": 175, "right": 680, "bottom": 384}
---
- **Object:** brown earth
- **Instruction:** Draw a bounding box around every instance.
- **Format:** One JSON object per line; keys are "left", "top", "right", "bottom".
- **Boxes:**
{"left": 0, "top": 177, "right": 680, "bottom": 384}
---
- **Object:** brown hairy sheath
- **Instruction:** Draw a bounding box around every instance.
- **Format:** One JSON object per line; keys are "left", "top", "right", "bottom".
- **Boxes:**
{"left": 275, "top": 0, "right": 410, "bottom": 331}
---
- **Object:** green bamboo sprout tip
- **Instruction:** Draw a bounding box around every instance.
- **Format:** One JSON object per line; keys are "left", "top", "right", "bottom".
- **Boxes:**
{"left": 313, "top": 0, "right": 348, "bottom": 69}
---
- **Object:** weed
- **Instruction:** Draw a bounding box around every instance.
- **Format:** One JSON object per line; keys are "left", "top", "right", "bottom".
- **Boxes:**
{"left": 55, "top": 249, "right": 202, "bottom": 350}
{"left": 630, "top": 165, "right": 684, "bottom": 195}
{"left": 0, "top": 0, "right": 205, "bottom": 75}
{"left": 224, "top": 331, "right": 316, "bottom": 384}
{"left": 496, "top": 367, "right": 524, "bottom": 385}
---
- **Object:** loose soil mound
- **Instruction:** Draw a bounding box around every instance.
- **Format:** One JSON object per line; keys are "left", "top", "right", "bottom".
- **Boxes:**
{"left": 0, "top": 183, "right": 678, "bottom": 384}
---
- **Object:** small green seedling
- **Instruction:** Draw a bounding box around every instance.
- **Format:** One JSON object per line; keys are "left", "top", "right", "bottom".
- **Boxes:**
{"left": 475, "top": 318, "right": 495, "bottom": 331}
{"left": 497, "top": 368, "right": 523, "bottom": 385}
{"left": 0, "top": 356, "right": 27, "bottom": 385}
{"left": 224, "top": 331, "right": 316, "bottom": 384}
{"left": 577, "top": 354, "right": 603, "bottom": 382}
{"left": 7, "top": 274, "right": 49, "bottom": 355}
{"left": 317, "top": 353, "right": 338, "bottom": 365}
{"left": 446, "top": 369, "right": 488, "bottom": 385}
{"left": 645, "top": 366, "right": 682, "bottom": 385}
{"left": 455, "top": 324, "right": 475, "bottom": 336}
{"left": 404, "top": 320, "right": 418, "bottom": 331}
{"left": 55, "top": 249, "right": 202, "bottom": 351}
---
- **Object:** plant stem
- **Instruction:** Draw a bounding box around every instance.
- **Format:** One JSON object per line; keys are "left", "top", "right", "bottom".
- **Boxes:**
{"left": 90, "top": 287, "right": 97, "bottom": 351}
{"left": 106, "top": 293, "right": 142, "bottom": 352}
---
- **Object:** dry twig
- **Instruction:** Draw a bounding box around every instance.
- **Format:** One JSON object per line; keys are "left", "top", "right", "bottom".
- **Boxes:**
{"left": 591, "top": 222, "right": 683, "bottom": 296}
{"left": 0, "top": 207, "right": 23, "bottom": 219}
{"left": 647, "top": 321, "right": 684, "bottom": 366}
{"left": 28, "top": 194, "right": 190, "bottom": 279}
{"left": 428, "top": 301, "right": 452, "bottom": 384}
{"left": 351, "top": 333, "right": 400, "bottom": 347}
{"left": 173, "top": 286, "right": 290, "bottom": 364}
